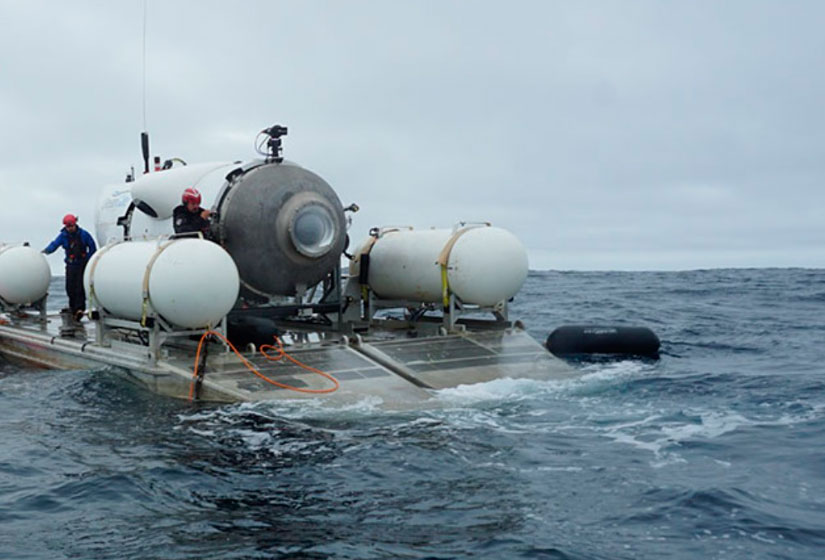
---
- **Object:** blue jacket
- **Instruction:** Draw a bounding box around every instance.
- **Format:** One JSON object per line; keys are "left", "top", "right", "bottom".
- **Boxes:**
{"left": 44, "top": 227, "right": 97, "bottom": 266}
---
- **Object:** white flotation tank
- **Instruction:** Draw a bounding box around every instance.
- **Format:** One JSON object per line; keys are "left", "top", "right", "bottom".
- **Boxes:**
{"left": 84, "top": 238, "right": 240, "bottom": 329}
{"left": 129, "top": 162, "right": 235, "bottom": 220}
{"left": 0, "top": 244, "right": 51, "bottom": 305}
{"left": 351, "top": 224, "right": 528, "bottom": 306}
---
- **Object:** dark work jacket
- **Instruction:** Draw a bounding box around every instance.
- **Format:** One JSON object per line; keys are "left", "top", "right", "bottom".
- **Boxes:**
{"left": 173, "top": 205, "right": 210, "bottom": 235}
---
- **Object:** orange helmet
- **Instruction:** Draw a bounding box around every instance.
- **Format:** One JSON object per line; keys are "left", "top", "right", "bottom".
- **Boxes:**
{"left": 63, "top": 214, "right": 78, "bottom": 226}
{"left": 182, "top": 187, "right": 201, "bottom": 205}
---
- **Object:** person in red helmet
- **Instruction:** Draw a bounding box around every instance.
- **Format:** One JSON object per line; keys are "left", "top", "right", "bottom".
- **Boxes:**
{"left": 173, "top": 187, "right": 212, "bottom": 235}
{"left": 42, "top": 214, "right": 97, "bottom": 320}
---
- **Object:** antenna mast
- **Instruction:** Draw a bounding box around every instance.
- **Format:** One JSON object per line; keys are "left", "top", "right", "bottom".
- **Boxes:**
{"left": 141, "top": 0, "right": 150, "bottom": 174}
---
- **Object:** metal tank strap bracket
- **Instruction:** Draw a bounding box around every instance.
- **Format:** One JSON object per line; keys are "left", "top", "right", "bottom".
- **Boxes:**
{"left": 435, "top": 223, "right": 491, "bottom": 331}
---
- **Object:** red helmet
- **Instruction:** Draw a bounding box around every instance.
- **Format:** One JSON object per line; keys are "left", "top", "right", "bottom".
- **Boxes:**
{"left": 63, "top": 214, "right": 78, "bottom": 226}
{"left": 182, "top": 187, "right": 202, "bottom": 205}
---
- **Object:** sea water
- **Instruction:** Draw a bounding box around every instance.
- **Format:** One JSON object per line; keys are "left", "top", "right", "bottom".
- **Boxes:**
{"left": 1, "top": 269, "right": 824, "bottom": 559}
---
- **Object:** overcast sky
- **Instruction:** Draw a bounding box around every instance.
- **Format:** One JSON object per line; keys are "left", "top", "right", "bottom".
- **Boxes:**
{"left": 1, "top": 1, "right": 823, "bottom": 270}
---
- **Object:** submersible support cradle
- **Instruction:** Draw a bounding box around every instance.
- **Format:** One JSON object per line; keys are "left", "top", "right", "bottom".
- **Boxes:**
{"left": 0, "top": 125, "right": 580, "bottom": 407}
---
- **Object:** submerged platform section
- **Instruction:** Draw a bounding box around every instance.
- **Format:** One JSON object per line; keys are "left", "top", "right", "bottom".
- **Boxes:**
{"left": 0, "top": 310, "right": 577, "bottom": 408}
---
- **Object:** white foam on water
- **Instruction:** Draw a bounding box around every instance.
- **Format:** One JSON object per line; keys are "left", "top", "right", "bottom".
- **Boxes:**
{"left": 231, "top": 428, "right": 272, "bottom": 449}
{"left": 433, "top": 376, "right": 557, "bottom": 406}
{"left": 252, "top": 394, "right": 389, "bottom": 419}
{"left": 593, "top": 410, "right": 755, "bottom": 468}
{"left": 661, "top": 410, "right": 752, "bottom": 440}
{"left": 175, "top": 359, "right": 825, "bottom": 468}
{"left": 534, "top": 465, "right": 585, "bottom": 472}
{"left": 431, "top": 356, "right": 659, "bottom": 406}
{"left": 579, "top": 359, "right": 649, "bottom": 379}
{"left": 561, "top": 359, "right": 654, "bottom": 395}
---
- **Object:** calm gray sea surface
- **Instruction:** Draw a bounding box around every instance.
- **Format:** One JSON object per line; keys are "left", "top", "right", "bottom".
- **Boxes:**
{"left": 1, "top": 269, "right": 824, "bottom": 559}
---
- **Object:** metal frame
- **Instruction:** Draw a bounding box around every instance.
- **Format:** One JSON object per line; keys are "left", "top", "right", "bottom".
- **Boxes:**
{"left": 92, "top": 310, "right": 229, "bottom": 364}
{"left": 0, "top": 293, "right": 48, "bottom": 330}
{"left": 360, "top": 288, "right": 510, "bottom": 334}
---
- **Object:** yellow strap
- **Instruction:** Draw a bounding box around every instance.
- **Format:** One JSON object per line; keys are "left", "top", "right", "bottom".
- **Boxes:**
{"left": 140, "top": 238, "right": 176, "bottom": 327}
{"left": 86, "top": 241, "right": 123, "bottom": 312}
{"left": 353, "top": 226, "right": 413, "bottom": 265}
{"left": 353, "top": 234, "right": 379, "bottom": 266}
{"left": 140, "top": 299, "right": 149, "bottom": 328}
{"left": 435, "top": 223, "right": 490, "bottom": 266}
{"left": 436, "top": 223, "right": 490, "bottom": 306}
{"left": 440, "top": 264, "right": 450, "bottom": 308}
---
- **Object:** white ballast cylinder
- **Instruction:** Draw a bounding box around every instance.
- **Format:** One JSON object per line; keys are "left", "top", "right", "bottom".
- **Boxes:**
{"left": 0, "top": 244, "right": 51, "bottom": 305}
{"left": 85, "top": 238, "right": 239, "bottom": 328}
{"left": 357, "top": 225, "right": 528, "bottom": 306}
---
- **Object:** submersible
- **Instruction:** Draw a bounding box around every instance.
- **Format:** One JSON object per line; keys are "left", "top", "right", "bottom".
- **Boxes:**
{"left": 0, "top": 124, "right": 579, "bottom": 406}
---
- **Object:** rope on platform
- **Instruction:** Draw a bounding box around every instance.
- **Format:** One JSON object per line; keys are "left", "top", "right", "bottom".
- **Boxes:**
{"left": 188, "top": 330, "right": 340, "bottom": 401}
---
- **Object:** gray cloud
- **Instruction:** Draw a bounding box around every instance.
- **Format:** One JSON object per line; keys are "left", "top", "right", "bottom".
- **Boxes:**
{"left": 1, "top": 0, "right": 823, "bottom": 270}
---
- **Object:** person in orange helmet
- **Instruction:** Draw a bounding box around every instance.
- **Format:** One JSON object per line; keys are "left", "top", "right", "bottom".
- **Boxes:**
{"left": 173, "top": 187, "right": 212, "bottom": 235}
{"left": 42, "top": 214, "right": 97, "bottom": 320}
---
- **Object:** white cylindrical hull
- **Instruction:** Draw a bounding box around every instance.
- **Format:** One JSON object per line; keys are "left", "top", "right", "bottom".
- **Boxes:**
{"left": 129, "top": 162, "right": 236, "bottom": 220}
{"left": 84, "top": 238, "right": 239, "bottom": 329}
{"left": 0, "top": 245, "right": 51, "bottom": 305}
{"left": 354, "top": 226, "right": 528, "bottom": 306}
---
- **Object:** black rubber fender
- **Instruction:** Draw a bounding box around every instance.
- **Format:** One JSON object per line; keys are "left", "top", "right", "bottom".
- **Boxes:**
{"left": 546, "top": 325, "right": 660, "bottom": 359}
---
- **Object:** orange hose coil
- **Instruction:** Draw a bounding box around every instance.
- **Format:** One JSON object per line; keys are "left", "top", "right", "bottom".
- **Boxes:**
{"left": 188, "top": 330, "right": 339, "bottom": 400}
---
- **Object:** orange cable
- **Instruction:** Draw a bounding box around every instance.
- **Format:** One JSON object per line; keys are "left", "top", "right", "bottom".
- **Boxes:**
{"left": 260, "top": 335, "right": 342, "bottom": 389}
{"left": 188, "top": 330, "right": 339, "bottom": 401}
